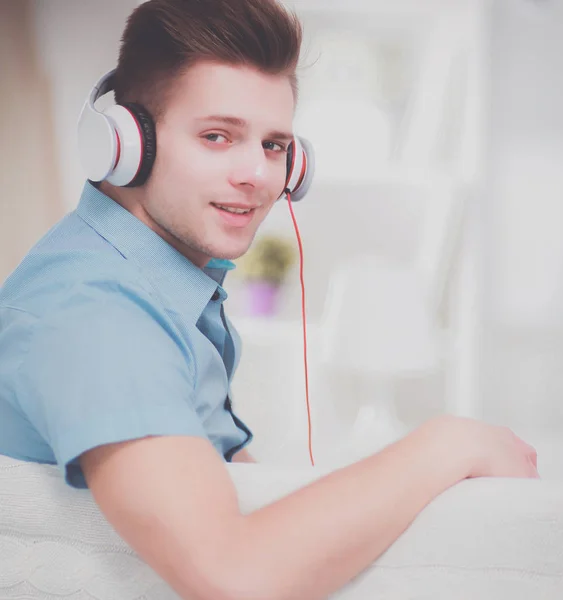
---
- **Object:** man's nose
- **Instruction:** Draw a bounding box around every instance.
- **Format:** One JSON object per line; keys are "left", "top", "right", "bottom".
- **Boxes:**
{"left": 230, "top": 144, "right": 268, "bottom": 189}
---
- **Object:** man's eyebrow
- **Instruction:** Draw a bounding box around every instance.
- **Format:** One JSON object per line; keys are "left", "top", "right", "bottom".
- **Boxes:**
{"left": 197, "top": 115, "right": 294, "bottom": 142}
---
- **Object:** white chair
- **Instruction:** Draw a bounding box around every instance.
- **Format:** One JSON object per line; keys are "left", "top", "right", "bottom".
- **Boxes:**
{"left": 3, "top": 454, "right": 563, "bottom": 599}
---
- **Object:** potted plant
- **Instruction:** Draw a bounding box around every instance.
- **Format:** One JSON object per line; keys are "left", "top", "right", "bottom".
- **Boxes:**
{"left": 237, "top": 235, "right": 297, "bottom": 317}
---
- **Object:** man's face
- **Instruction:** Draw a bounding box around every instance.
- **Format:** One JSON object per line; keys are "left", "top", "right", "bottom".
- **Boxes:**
{"left": 139, "top": 61, "right": 295, "bottom": 267}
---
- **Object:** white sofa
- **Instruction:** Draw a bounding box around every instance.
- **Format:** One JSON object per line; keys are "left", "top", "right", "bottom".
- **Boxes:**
{"left": 1, "top": 454, "right": 563, "bottom": 599}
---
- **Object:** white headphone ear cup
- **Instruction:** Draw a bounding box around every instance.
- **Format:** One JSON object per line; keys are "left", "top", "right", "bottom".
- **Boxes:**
{"left": 287, "top": 136, "right": 315, "bottom": 203}
{"left": 77, "top": 108, "right": 117, "bottom": 182}
{"left": 103, "top": 104, "right": 144, "bottom": 187}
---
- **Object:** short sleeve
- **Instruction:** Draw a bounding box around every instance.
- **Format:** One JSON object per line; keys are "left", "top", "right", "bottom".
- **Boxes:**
{"left": 16, "top": 280, "right": 208, "bottom": 488}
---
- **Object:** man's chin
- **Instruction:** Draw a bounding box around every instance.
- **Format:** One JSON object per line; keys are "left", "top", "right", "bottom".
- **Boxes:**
{"left": 209, "top": 243, "right": 253, "bottom": 262}
{"left": 204, "top": 226, "right": 260, "bottom": 261}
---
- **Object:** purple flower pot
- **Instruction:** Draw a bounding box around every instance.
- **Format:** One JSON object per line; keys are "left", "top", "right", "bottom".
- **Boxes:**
{"left": 245, "top": 281, "right": 279, "bottom": 317}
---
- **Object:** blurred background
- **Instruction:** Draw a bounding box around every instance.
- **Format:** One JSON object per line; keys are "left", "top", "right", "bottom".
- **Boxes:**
{"left": 2, "top": 0, "right": 563, "bottom": 473}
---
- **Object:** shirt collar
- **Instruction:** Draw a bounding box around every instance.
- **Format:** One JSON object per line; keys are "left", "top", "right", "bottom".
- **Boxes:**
{"left": 204, "top": 258, "right": 236, "bottom": 289}
{"left": 76, "top": 181, "right": 235, "bottom": 320}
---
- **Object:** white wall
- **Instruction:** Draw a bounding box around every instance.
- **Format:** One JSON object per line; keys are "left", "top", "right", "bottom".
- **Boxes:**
{"left": 0, "top": 1, "right": 64, "bottom": 282}
{"left": 32, "top": 0, "right": 139, "bottom": 211}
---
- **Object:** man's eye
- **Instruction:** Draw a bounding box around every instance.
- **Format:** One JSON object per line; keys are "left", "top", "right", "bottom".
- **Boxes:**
{"left": 263, "top": 141, "right": 287, "bottom": 153}
{"left": 204, "top": 133, "right": 229, "bottom": 143}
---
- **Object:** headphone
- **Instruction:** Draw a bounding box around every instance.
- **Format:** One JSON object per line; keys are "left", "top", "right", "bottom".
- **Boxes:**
{"left": 77, "top": 69, "right": 315, "bottom": 201}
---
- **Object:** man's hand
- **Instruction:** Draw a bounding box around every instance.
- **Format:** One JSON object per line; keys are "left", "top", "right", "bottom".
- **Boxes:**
{"left": 425, "top": 415, "right": 539, "bottom": 479}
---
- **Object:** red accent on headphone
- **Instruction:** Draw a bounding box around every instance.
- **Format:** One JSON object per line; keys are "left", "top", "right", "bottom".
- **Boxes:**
{"left": 123, "top": 106, "right": 144, "bottom": 182}
{"left": 294, "top": 152, "right": 307, "bottom": 193}
{"left": 113, "top": 131, "right": 122, "bottom": 172}
{"left": 286, "top": 140, "right": 298, "bottom": 190}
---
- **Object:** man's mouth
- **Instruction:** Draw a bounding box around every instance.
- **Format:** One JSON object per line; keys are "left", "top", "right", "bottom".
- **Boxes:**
{"left": 212, "top": 203, "right": 253, "bottom": 215}
{"left": 211, "top": 202, "right": 258, "bottom": 228}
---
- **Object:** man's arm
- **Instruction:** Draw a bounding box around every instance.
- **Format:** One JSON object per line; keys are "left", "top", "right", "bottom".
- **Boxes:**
{"left": 81, "top": 417, "right": 537, "bottom": 600}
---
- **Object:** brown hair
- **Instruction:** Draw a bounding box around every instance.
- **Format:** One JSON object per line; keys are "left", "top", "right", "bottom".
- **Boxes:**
{"left": 114, "top": 0, "right": 303, "bottom": 120}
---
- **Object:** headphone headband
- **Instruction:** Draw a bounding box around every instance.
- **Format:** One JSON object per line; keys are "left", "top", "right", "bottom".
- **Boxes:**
{"left": 91, "top": 69, "right": 117, "bottom": 106}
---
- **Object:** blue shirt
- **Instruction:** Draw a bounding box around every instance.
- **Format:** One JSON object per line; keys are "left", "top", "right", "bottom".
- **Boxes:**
{"left": 0, "top": 182, "right": 252, "bottom": 488}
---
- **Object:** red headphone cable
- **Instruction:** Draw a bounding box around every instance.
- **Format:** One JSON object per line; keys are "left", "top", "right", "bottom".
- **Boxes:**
{"left": 286, "top": 191, "right": 315, "bottom": 467}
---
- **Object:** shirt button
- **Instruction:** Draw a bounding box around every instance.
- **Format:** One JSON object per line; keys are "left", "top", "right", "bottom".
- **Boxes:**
{"left": 211, "top": 290, "right": 220, "bottom": 301}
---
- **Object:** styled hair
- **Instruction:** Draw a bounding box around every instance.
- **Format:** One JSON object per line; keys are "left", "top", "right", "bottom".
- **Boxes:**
{"left": 114, "top": 0, "right": 303, "bottom": 120}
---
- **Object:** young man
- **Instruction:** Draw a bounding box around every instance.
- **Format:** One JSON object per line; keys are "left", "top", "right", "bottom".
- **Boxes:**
{"left": 0, "top": 0, "right": 539, "bottom": 598}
